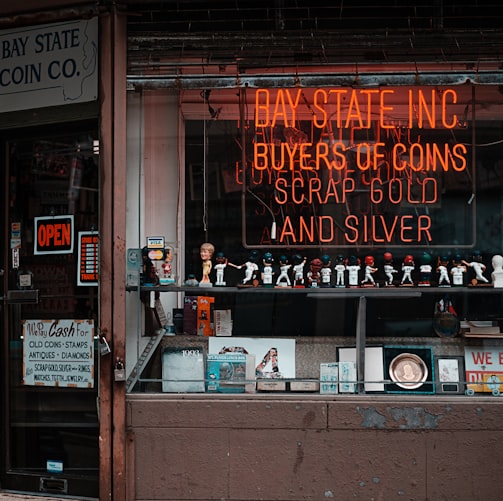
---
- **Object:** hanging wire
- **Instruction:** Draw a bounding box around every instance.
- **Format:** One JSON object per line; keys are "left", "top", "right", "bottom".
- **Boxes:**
{"left": 203, "top": 104, "right": 209, "bottom": 237}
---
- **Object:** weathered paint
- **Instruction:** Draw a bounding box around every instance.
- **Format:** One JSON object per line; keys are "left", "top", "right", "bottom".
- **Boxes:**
{"left": 127, "top": 396, "right": 503, "bottom": 500}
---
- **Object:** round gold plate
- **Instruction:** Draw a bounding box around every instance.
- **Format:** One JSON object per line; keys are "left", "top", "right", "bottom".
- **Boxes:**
{"left": 389, "top": 353, "right": 428, "bottom": 390}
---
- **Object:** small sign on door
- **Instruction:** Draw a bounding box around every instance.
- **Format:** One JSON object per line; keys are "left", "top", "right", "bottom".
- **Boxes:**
{"left": 34, "top": 215, "right": 74, "bottom": 255}
{"left": 78, "top": 231, "right": 99, "bottom": 286}
{"left": 22, "top": 319, "right": 94, "bottom": 388}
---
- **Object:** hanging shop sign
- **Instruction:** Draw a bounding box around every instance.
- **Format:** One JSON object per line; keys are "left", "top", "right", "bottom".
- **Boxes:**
{"left": 0, "top": 17, "right": 98, "bottom": 113}
{"left": 78, "top": 231, "right": 99, "bottom": 286}
{"left": 22, "top": 319, "right": 94, "bottom": 388}
{"left": 241, "top": 87, "right": 475, "bottom": 248}
{"left": 34, "top": 215, "right": 74, "bottom": 254}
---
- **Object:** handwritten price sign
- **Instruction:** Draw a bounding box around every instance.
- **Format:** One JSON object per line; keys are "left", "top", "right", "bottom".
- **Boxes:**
{"left": 22, "top": 319, "right": 95, "bottom": 388}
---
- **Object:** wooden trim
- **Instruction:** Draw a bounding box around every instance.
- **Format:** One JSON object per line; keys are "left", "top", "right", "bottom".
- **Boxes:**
{"left": 99, "top": 7, "right": 128, "bottom": 501}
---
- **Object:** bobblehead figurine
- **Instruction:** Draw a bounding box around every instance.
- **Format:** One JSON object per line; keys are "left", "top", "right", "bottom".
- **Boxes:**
{"left": 450, "top": 254, "right": 466, "bottom": 287}
{"left": 160, "top": 246, "right": 176, "bottom": 285}
{"left": 334, "top": 254, "right": 347, "bottom": 287}
{"left": 418, "top": 252, "right": 432, "bottom": 286}
{"left": 199, "top": 242, "right": 215, "bottom": 287}
{"left": 307, "top": 258, "right": 323, "bottom": 288}
{"left": 437, "top": 255, "right": 451, "bottom": 287}
{"left": 240, "top": 250, "right": 260, "bottom": 286}
{"left": 276, "top": 255, "right": 291, "bottom": 287}
{"left": 347, "top": 255, "right": 361, "bottom": 287}
{"left": 320, "top": 254, "right": 332, "bottom": 287}
{"left": 261, "top": 252, "right": 275, "bottom": 288}
{"left": 462, "top": 251, "right": 490, "bottom": 285}
{"left": 383, "top": 252, "right": 398, "bottom": 286}
{"left": 400, "top": 254, "right": 415, "bottom": 286}
{"left": 292, "top": 254, "right": 307, "bottom": 287}
{"left": 213, "top": 251, "right": 240, "bottom": 286}
{"left": 361, "top": 255, "right": 377, "bottom": 287}
{"left": 214, "top": 251, "right": 228, "bottom": 286}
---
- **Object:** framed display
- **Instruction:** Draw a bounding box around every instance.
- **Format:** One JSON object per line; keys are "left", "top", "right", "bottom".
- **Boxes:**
{"left": 435, "top": 355, "right": 465, "bottom": 394}
{"left": 208, "top": 337, "right": 295, "bottom": 379}
{"left": 337, "top": 346, "right": 385, "bottom": 392}
{"left": 384, "top": 346, "right": 434, "bottom": 394}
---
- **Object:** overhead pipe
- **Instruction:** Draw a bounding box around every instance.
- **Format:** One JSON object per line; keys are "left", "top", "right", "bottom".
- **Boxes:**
{"left": 127, "top": 70, "right": 503, "bottom": 90}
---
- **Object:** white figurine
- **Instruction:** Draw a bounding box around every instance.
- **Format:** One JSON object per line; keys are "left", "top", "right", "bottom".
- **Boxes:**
{"left": 334, "top": 254, "right": 346, "bottom": 287}
{"left": 437, "top": 255, "right": 451, "bottom": 286}
{"left": 362, "top": 255, "right": 377, "bottom": 286}
{"left": 261, "top": 252, "right": 274, "bottom": 287}
{"left": 276, "top": 255, "right": 291, "bottom": 287}
{"left": 292, "top": 254, "right": 307, "bottom": 287}
{"left": 491, "top": 254, "right": 503, "bottom": 288}
{"left": 462, "top": 251, "right": 489, "bottom": 285}
{"left": 450, "top": 254, "right": 466, "bottom": 287}
{"left": 320, "top": 254, "right": 332, "bottom": 287}
{"left": 346, "top": 256, "right": 361, "bottom": 287}
{"left": 383, "top": 252, "right": 398, "bottom": 286}
{"left": 214, "top": 251, "right": 240, "bottom": 286}
{"left": 401, "top": 254, "right": 415, "bottom": 286}
{"left": 241, "top": 250, "right": 260, "bottom": 285}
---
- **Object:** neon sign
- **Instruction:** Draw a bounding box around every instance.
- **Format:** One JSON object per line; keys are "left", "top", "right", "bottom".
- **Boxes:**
{"left": 241, "top": 87, "right": 475, "bottom": 248}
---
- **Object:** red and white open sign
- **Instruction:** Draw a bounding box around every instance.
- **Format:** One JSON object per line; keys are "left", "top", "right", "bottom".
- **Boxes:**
{"left": 34, "top": 215, "right": 74, "bottom": 255}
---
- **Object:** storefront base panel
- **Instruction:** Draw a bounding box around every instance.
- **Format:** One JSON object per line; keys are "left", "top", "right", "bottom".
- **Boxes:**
{"left": 127, "top": 395, "right": 501, "bottom": 501}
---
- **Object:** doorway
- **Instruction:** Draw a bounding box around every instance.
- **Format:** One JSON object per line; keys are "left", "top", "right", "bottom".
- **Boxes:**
{"left": 0, "top": 121, "right": 100, "bottom": 497}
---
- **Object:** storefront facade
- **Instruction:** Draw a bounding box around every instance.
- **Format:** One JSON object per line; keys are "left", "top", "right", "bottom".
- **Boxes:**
{"left": 1, "top": 2, "right": 503, "bottom": 500}
{"left": 124, "top": 3, "right": 503, "bottom": 500}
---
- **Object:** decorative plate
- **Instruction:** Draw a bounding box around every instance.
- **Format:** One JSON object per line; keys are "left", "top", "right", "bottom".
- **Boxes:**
{"left": 389, "top": 353, "right": 428, "bottom": 390}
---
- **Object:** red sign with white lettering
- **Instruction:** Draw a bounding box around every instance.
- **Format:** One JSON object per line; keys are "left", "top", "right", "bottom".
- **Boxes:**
{"left": 34, "top": 215, "right": 74, "bottom": 255}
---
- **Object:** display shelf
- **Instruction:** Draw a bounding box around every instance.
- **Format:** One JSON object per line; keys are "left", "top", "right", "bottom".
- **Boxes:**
{"left": 128, "top": 284, "right": 503, "bottom": 295}
{"left": 127, "top": 282, "right": 503, "bottom": 395}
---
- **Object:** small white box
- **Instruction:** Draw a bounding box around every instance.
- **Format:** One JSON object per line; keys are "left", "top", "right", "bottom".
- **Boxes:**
{"left": 339, "top": 361, "right": 357, "bottom": 393}
{"left": 257, "top": 380, "right": 286, "bottom": 391}
{"left": 320, "top": 362, "right": 339, "bottom": 394}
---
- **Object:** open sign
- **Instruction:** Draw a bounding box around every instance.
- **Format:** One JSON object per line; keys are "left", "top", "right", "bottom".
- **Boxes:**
{"left": 34, "top": 215, "right": 74, "bottom": 255}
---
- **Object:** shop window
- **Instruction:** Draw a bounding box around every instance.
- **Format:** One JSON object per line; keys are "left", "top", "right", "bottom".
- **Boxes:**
{"left": 128, "top": 84, "right": 503, "bottom": 397}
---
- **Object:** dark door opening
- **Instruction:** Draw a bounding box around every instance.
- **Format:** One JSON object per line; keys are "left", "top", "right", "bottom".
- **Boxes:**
{"left": 0, "top": 122, "right": 100, "bottom": 497}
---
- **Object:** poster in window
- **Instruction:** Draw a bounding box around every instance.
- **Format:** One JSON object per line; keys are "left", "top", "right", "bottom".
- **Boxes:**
{"left": 22, "top": 319, "right": 94, "bottom": 388}
{"left": 208, "top": 337, "right": 295, "bottom": 379}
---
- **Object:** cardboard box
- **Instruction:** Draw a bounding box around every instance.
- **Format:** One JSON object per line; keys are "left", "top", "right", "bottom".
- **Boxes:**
{"left": 197, "top": 296, "right": 215, "bottom": 336}
{"left": 256, "top": 380, "right": 287, "bottom": 392}
{"left": 183, "top": 296, "right": 198, "bottom": 335}
{"left": 206, "top": 353, "right": 255, "bottom": 393}
{"left": 290, "top": 380, "right": 320, "bottom": 392}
